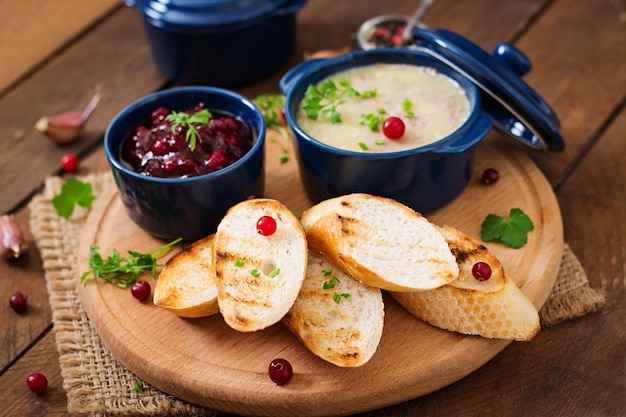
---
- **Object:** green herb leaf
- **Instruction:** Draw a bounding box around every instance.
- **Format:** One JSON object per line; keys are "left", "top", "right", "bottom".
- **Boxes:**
{"left": 481, "top": 208, "right": 534, "bottom": 249}
{"left": 52, "top": 178, "right": 95, "bottom": 219}
{"left": 323, "top": 275, "right": 340, "bottom": 289}
{"left": 321, "top": 269, "right": 333, "bottom": 276}
{"left": 302, "top": 79, "right": 359, "bottom": 124}
{"left": 333, "top": 293, "right": 351, "bottom": 303}
{"left": 234, "top": 257, "right": 245, "bottom": 267}
{"left": 80, "top": 238, "right": 182, "bottom": 288}
{"left": 251, "top": 269, "right": 261, "bottom": 277}
{"left": 279, "top": 155, "right": 288, "bottom": 164}
{"left": 403, "top": 98, "right": 415, "bottom": 118}
{"left": 253, "top": 94, "right": 290, "bottom": 138}
{"left": 358, "top": 142, "right": 369, "bottom": 151}
{"left": 165, "top": 108, "right": 212, "bottom": 152}
{"left": 358, "top": 113, "right": 382, "bottom": 132}
{"left": 134, "top": 381, "right": 144, "bottom": 392}
{"left": 268, "top": 268, "right": 280, "bottom": 278}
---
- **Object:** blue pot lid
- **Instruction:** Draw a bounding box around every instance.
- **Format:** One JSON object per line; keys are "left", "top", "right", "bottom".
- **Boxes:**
{"left": 412, "top": 28, "right": 565, "bottom": 151}
{"left": 126, "top": 0, "right": 290, "bottom": 28}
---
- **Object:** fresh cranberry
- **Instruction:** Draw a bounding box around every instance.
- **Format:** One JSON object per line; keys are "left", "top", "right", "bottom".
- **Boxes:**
{"left": 10, "top": 292, "right": 28, "bottom": 313}
{"left": 256, "top": 216, "right": 277, "bottom": 236}
{"left": 131, "top": 280, "right": 151, "bottom": 301}
{"left": 472, "top": 262, "right": 492, "bottom": 281}
{"left": 26, "top": 373, "right": 48, "bottom": 394}
{"left": 151, "top": 140, "right": 167, "bottom": 156}
{"left": 382, "top": 117, "right": 405, "bottom": 140}
{"left": 391, "top": 34, "right": 403, "bottom": 45}
{"left": 482, "top": 168, "right": 500, "bottom": 185}
{"left": 268, "top": 358, "right": 293, "bottom": 385}
{"left": 61, "top": 153, "right": 79, "bottom": 172}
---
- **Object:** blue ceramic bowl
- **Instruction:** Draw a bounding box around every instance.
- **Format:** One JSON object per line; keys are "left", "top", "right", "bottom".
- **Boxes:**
{"left": 280, "top": 49, "right": 492, "bottom": 214}
{"left": 105, "top": 86, "right": 266, "bottom": 241}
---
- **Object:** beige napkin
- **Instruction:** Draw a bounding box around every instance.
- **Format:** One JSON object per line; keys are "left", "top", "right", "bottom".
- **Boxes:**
{"left": 28, "top": 173, "right": 605, "bottom": 416}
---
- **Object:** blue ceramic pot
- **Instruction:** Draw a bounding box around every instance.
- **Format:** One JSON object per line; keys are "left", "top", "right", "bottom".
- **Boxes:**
{"left": 105, "top": 86, "right": 266, "bottom": 241}
{"left": 280, "top": 49, "right": 492, "bottom": 214}
{"left": 126, "top": 0, "right": 307, "bottom": 88}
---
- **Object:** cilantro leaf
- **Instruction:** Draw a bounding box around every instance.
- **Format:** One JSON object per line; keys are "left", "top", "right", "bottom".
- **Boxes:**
{"left": 165, "top": 108, "right": 211, "bottom": 152}
{"left": 481, "top": 208, "right": 534, "bottom": 249}
{"left": 52, "top": 178, "right": 95, "bottom": 219}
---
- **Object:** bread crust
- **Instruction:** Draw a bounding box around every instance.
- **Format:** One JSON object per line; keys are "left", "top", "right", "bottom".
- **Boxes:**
{"left": 153, "top": 234, "right": 220, "bottom": 318}
{"left": 391, "top": 225, "right": 540, "bottom": 341}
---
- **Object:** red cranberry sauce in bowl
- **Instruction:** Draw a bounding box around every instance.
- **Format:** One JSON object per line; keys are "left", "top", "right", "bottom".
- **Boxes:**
{"left": 121, "top": 103, "right": 255, "bottom": 179}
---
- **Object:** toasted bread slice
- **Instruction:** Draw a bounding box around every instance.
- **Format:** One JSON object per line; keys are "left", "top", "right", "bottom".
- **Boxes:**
{"left": 213, "top": 198, "right": 308, "bottom": 332}
{"left": 153, "top": 234, "right": 220, "bottom": 318}
{"left": 391, "top": 225, "right": 540, "bottom": 341}
{"left": 300, "top": 193, "right": 459, "bottom": 292}
{"left": 282, "top": 248, "right": 384, "bottom": 367}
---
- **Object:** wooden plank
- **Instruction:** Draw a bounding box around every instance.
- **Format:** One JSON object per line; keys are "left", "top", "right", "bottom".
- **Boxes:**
{"left": 0, "top": 209, "right": 51, "bottom": 368}
{"left": 0, "top": 6, "right": 165, "bottom": 215}
{"left": 0, "top": 0, "right": 122, "bottom": 93}
{"left": 511, "top": 0, "right": 626, "bottom": 183}
{"left": 0, "top": 332, "right": 68, "bottom": 416}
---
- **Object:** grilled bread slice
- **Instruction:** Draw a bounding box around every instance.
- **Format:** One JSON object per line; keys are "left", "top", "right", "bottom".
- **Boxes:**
{"left": 391, "top": 225, "right": 540, "bottom": 341}
{"left": 282, "top": 248, "right": 384, "bottom": 367}
{"left": 300, "top": 193, "right": 459, "bottom": 292}
{"left": 213, "top": 198, "right": 308, "bottom": 332}
{"left": 153, "top": 234, "right": 220, "bottom": 318}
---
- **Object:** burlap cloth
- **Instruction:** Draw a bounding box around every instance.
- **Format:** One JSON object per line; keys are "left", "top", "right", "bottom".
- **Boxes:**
{"left": 28, "top": 173, "right": 606, "bottom": 417}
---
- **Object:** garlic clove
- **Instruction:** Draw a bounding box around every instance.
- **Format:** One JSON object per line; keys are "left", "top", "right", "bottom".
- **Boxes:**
{"left": 1, "top": 214, "right": 28, "bottom": 259}
{"left": 36, "top": 87, "right": 102, "bottom": 145}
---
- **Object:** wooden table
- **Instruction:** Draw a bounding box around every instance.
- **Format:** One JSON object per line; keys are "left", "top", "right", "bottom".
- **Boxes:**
{"left": 1, "top": 1, "right": 624, "bottom": 416}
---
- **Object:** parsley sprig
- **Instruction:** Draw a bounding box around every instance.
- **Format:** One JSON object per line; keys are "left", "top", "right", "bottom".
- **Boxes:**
{"left": 165, "top": 109, "right": 212, "bottom": 152}
{"left": 80, "top": 238, "right": 182, "bottom": 288}
{"left": 254, "top": 94, "right": 290, "bottom": 138}
{"left": 481, "top": 208, "right": 534, "bottom": 249}
{"left": 52, "top": 178, "right": 95, "bottom": 219}
{"left": 301, "top": 80, "right": 361, "bottom": 124}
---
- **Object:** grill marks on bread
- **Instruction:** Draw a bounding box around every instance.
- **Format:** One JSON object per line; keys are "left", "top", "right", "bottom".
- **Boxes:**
{"left": 282, "top": 249, "right": 384, "bottom": 367}
{"left": 213, "top": 198, "right": 307, "bottom": 332}
{"left": 301, "top": 194, "right": 459, "bottom": 292}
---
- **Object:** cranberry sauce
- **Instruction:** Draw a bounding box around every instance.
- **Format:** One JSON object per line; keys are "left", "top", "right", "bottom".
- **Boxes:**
{"left": 121, "top": 103, "right": 255, "bottom": 178}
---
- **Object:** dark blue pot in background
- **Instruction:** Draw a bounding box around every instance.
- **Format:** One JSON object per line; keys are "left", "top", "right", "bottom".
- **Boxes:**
{"left": 126, "top": 0, "right": 307, "bottom": 88}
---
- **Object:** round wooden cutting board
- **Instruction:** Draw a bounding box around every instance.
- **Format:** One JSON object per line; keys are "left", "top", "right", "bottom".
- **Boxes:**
{"left": 77, "top": 134, "right": 563, "bottom": 417}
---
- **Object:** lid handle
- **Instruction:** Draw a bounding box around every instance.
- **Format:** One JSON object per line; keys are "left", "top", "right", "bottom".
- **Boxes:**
{"left": 492, "top": 42, "right": 532, "bottom": 77}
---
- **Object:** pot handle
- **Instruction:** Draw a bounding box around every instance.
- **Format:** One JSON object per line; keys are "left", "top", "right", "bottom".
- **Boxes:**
{"left": 280, "top": 58, "right": 327, "bottom": 95}
{"left": 434, "top": 112, "right": 492, "bottom": 154}
{"left": 275, "top": 0, "right": 308, "bottom": 15}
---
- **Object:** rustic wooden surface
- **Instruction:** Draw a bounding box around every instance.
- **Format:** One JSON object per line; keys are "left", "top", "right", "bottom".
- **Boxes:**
{"left": 0, "top": 0, "right": 625, "bottom": 416}
{"left": 75, "top": 140, "right": 562, "bottom": 416}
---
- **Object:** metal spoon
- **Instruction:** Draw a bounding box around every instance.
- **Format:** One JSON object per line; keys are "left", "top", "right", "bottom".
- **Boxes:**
{"left": 401, "top": 0, "right": 435, "bottom": 43}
